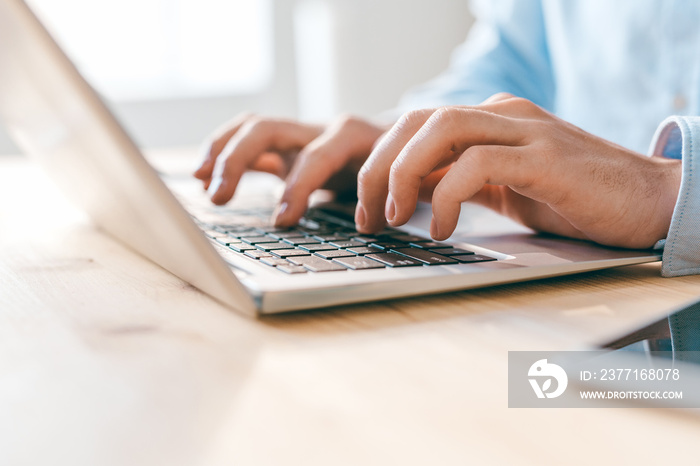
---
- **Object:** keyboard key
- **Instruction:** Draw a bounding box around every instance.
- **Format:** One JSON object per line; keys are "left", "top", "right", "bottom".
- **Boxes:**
{"left": 369, "top": 241, "right": 406, "bottom": 250}
{"left": 314, "top": 249, "right": 356, "bottom": 259}
{"left": 269, "top": 230, "right": 308, "bottom": 239}
{"left": 218, "top": 225, "right": 257, "bottom": 234}
{"left": 288, "top": 255, "right": 347, "bottom": 272}
{"left": 277, "top": 265, "right": 308, "bottom": 274}
{"left": 333, "top": 256, "right": 386, "bottom": 270}
{"left": 391, "top": 247, "right": 459, "bottom": 265}
{"left": 409, "top": 241, "right": 452, "bottom": 249}
{"left": 352, "top": 236, "right": 380, "bottom": 244}
{"left": 386, "top": 234, "right": 429, "bottom": 243}
{"left": 453, "top": 254, "right": 497, "bottom": 263}
{"left": 312, "top": 234, "right": 350, "bottom": 242}
{"left": 215, "top": 237, "right": 242, "bottom": 246}
{"left": 299, "top": 243, "right": 339, "bottom": 252}
{"left": 328, "top": 240, "right": 364, "bottom": 249}
{"left": 270, "top": 249, "right": 311, "bottom": 259}
{"left": 347, "top": 246, "right": 382, "bottom": 255}
{"left": 365, "top": 252, "right": 423, "bottom": 267}
{"left": 270, "top": 249, "right": 312, "bottom": 258}
{"left": 282, "top": 237, "right": 321, "bottom": 246}
{"left": 255, "top": 242, "right": 296, "bottom": 251}
{"left": 221, "top": 226, "right": 259, "bottom": 236}
{"left": 240, "top": 235, "right": 280, "bottom": 244}
{"left": 228, "top": 243, "right": 257, "bottom": 252}
{"left": 245, "top": 250, "right": 273, "bottom": 260}
{"left": 255, "top": 226, "right": 293, "bottom": 234}
{"left": 429, "top": 247, "right": 475, "bottom": 256}
{"left": 261, "top": 257, "right": 292, "bottom": 267}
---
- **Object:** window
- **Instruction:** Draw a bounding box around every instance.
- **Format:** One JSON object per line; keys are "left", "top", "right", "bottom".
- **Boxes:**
{"left": 27, "top": 0, "right": 274, "bottom": 101}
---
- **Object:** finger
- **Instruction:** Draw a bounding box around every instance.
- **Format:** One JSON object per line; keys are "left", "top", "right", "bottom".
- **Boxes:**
{"left": 209, "top": 119, "right": 323, "bottom": 205}
{"left": 386, "top": 107, "right": 527, "bottom": 228}
{"left": 355, "top": 108, "right": 437, "bottom": 233}
{"left": 429, "top": 145, "right": 531, "bottom": 239}
{"left": 274, "top": 116, "right": 386, "bottom": 226}
{"left": 474, "top": 187, "right": 588, "bottom": 240}
{"left": 475, "top": 93, "right": 550, "bottom": 120}
{"left": 416, "top": 165, "right": 452, "bottom": 202}
{"left": 249, "top": 152, "right": 289, "bottom": 178}
{"left": 194, "top": 113, "right": 253, "bottom": 189}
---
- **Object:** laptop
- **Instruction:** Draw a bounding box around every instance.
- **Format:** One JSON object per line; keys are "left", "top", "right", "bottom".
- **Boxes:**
{"left": 0, "top": 0, "right": 661, "bottom": 315}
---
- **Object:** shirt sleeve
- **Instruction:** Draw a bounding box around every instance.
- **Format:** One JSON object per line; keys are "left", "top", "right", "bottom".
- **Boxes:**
{"left": 649, "top": 116, "right": 700, "bottom": 277}
{"left": 397, "top": 0, "right": 555, "bottom": 112}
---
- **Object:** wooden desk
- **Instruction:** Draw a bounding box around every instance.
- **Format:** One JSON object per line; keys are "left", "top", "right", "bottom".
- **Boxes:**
{"left": 2, "top": 152, "right": 700, "bottom": 466}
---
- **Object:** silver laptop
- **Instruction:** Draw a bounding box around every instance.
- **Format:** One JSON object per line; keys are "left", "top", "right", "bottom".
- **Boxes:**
{"left": 0, "top": 0, "right": 661, "bottom": 315}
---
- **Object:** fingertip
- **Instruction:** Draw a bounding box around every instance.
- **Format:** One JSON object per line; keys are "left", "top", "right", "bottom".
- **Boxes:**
{"left": 356, "top": 211, "right": 387, "bottom": 234}
{"left": 273, "top": 200, "right": 305, "bottom": 227}
{"left": 430, "top": 218, "right": 441, "bottom": 240}
{"left": 431, "top": 216, "right": 455, "bottom": 241}
{"left": 208, "top": 178, "right": 232, "bottom": 205}
{"left": 193, "top": 156, "right": 214, "bottom": 179}
{"left": 272, "top": 202, "right": 292, "bottom": 226}
{"left": 193, "top": 165, "right": 205, "bottom": 178}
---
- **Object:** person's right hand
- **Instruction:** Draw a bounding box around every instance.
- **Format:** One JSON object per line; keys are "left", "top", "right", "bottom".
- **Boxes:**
{"left": 193, "top": 114, "right": 390, "bottom": 226}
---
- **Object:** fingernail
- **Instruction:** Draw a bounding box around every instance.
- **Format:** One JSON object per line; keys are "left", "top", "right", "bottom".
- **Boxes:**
{"left": 355, "top": 203, "right": 366, "bottom": 230}
{"left": 385, "top": 194, "right": 396, "bottom": 224}
{"left": 273, "top": 202, "right": 290, "bottom": 225}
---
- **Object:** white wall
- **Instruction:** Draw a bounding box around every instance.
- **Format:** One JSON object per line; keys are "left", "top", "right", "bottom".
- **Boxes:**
{"left": 319, "top": 0, "right": 472, "bottom": 118}
{"left": 0, "top": 0, "right": 472, "bottom": 154}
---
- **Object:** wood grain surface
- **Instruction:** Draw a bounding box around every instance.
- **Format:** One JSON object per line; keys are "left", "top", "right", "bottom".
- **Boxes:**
{"left": 2, "top": 152, "right": 700, "bottom": 466}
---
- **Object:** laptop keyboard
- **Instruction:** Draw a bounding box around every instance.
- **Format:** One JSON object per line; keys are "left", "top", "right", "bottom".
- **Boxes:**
{"left": 193, "top": 206, "right": 496, "bottom": 274}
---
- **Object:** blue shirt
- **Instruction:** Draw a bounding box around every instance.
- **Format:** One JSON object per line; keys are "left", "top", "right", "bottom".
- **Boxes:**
{"left": 398, "top": 0, "right": 700, "bottom": 277}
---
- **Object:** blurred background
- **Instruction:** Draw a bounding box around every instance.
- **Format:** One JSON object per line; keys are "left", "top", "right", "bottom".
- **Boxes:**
{"left": 0, "top": 0, "right": 473, "bottom": 155}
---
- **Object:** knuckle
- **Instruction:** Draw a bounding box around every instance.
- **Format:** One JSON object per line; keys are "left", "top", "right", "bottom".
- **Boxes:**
{"left": 510, "top": 97, "right": 544, "bottom": 115}
{"left": 396, "top": 108, "right": 434, "bottom": 131}
{"left": 428, "top": 107, "right": 462, "bottom": 130}
{"left": 430, "top": 106, "right": 454, "bottom": 122}
{"left": 242, "top": 116, "right": 267, "bottom": 133}
{"left": 509, "top": 96, "right": 532, "bottom": 106}
{"left": 297, "top": 146, "right": 328, "bottom": 167}
{"left": 492, "top": 91, "right": 515, "bottom": 101}
{"left": 464, "top": 144, "right": 488, "bottom": 161}
{"left": 461, "top": 146, "right": 491, "bottom": 173}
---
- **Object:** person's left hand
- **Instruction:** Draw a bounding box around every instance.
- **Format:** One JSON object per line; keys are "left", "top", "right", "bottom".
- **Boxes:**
{"left": 354, "top": 93, "right": 682, "bottom": 249}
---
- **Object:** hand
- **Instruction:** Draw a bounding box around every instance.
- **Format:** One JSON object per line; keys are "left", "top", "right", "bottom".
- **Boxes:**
{"left": 355, "top": 94, "right": 682, "bottom": 249}
{"left": 194, "top": 114, "right": 389, "bottom": 226}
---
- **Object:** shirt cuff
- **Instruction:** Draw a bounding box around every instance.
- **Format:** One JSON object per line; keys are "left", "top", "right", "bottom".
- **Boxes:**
{"left": 649, "top": 116, "right": 700, "bottom": 277}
